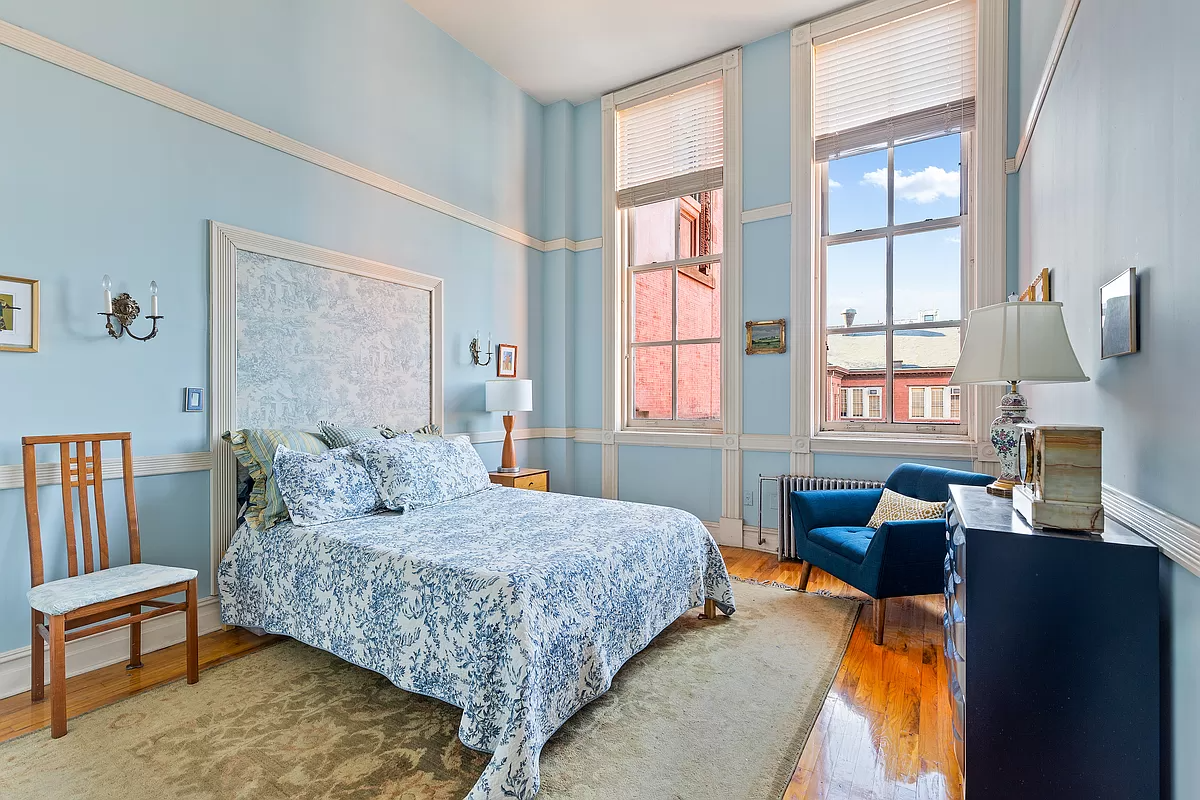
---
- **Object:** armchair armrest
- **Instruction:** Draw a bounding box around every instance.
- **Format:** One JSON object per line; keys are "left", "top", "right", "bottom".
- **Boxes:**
{"left": 869, "top": 518, "right": 948, "bottom": 565}
{"left": 789, "top": 488, "right": 883, "bottom": 536}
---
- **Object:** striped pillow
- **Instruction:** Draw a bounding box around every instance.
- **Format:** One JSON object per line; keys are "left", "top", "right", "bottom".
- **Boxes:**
{"left": 223, "top": 428, "right": 329, "bottom": 530}
{"left": 317, "top": 421, "right": 386, "bottom": 449}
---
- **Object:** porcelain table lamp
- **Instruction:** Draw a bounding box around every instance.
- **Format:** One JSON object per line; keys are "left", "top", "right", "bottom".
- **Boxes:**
{"left": 949, "top": 301, "right": 1088, "bottom": 497}
{"left": 485, "top": 379, "right": 534, "bottom": 473}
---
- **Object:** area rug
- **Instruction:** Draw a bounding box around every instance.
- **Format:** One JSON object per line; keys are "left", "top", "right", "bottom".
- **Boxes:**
{"left": 0, "top": 582, "right": 859, "bottom": 800}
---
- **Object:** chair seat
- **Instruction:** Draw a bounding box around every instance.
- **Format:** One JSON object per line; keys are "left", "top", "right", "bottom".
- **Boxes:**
{"left": 27, "top": 563, "right": 198, "bottom": 616}
{"left": 808, "top": 526, "right": 876, "bottom": 564}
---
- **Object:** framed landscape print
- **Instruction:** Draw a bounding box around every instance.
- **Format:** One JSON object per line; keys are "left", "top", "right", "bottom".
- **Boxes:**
{"left": 497, "top": 343, "right": 518, "bottom": 377}
{"left": 0, "top": 274, "right": 39, "bottom": 353}
{"left": 1100, "top": 267, "right": 1138, "bottom": 359}
{"left": 745, "top": 319, "right": 786, "bottom": 354}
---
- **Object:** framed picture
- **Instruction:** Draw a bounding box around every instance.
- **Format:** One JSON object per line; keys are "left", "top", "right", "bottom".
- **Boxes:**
{"left": 497, "top": 343, "right": 518, "bottom": 377}
{"left": 1100, "top": 267, "right": 1138, "bottom": 359}
{"left": 745, "top": 319, "right": 786, "bottom": 355}
{"left": 0, "top": 274, "right": 39, "bottom": 353}
{"left": 183, "top": 387, "right": 205, "bottom": 412}
{"left": 1019, "top": 267, "right": 1051, "bottom": 301}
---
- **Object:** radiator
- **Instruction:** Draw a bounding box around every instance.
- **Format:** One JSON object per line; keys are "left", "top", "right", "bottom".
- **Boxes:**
{"left": 775, "top": 475, "right": 885, "bottom": 560}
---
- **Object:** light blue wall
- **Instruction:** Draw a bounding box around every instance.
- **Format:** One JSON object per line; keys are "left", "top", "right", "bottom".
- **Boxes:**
{"left": 0, "top": 0, "right": 550, "bottom": 654}
{"left": 617, "top": 446, "right": 722, "bottom": 522}
{"left": 1011, "top": 1, "right": 1200, "bottom": 795}
{"left": 742, "top": 215, "right": 792, "bottom": 435}
{"left": 741, "top": 450, "right": 792, "bottom": 526}
{"left": 741, "top": 32, "right": 792, "bottom": 211}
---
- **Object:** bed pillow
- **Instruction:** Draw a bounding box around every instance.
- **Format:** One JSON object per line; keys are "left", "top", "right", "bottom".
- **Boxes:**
{"left": 223, "top": 428, "right": 329, "bottom": 530}
{"left": 317, "top": 421, "right": 386, "bottom": 449}
{"left": 378, "top": 422, "right": 443, "bottom": 441}
{"left": 273, "top": 445, "right": 381, "bottom": 526}
{"left": 354, "top": 434, "right": 491, "bottom": 511}
{"left": 866, "top": 488, "right": 947, "bottom": 529}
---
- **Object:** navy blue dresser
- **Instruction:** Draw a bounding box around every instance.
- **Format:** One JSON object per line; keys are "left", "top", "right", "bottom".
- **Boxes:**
{"left": 944, "top": 485, "right": 1161, "bottom": 799}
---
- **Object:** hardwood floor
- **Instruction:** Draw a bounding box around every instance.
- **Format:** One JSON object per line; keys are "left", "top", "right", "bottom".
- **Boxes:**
{"left": 0, "top": 547, "right": 962, "bottom": 800}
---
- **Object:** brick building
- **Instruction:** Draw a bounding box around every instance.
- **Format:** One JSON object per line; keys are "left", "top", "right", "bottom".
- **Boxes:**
{"left": 826, "top": 327, "right": 961, "bottom": 423}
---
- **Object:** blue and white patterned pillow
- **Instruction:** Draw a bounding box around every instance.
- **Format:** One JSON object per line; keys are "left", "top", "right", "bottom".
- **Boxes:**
{"left": 353, "top": 434, "right": 491, "bottom": 511}
{"left": 273, "top": 445, "right": 382, "bottom": 526}
{"left": 317, "top": 421, "right": 386, "bottom": 449}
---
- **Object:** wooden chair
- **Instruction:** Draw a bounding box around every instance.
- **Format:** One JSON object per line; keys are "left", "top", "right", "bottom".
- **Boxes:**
{"left": 22, "top": 432, "right": 199, "bottom": 738}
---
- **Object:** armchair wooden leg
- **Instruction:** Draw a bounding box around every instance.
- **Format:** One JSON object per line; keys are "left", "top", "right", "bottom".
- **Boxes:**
{"left": 797, "top": 562, "right": 813, "bottom": 592}
{"left": 185, "top": 578, "right": 199, "bottom": 685}
{"left": 30, "top": 609, "right": 44, "bottom": 702}
{"left": 127, "top": 604, "right": 143, "bottom": 670}
{"left": 873, "top": 598, "right": 886, "bottom": 646}
{"left": 49, "top": 614, "right": 66, "bottom": 738}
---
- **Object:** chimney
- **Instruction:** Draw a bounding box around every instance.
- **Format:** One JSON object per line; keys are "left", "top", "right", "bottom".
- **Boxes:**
{"left": 842, "top": 308, "right": 857, "bottom": 327}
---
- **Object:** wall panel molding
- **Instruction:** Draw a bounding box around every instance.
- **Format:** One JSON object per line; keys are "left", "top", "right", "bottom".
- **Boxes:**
{"left": 0, "top": 17, "right": 597, "bottom": 255}
{"left": 0, "top": 597, "right": 222, "bottom": 701}
{"left": 741, "top": 203, "right": 791, "bottom": 224}
{"left": 1006, "top": 0, "right": 1081, "bottom": 174}
{"left": 0, "top": 450, "right": 212, "bottom": 491}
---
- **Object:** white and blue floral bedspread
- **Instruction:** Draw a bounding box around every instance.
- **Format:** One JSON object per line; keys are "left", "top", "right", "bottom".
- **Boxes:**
{"left": 217, "top": 486, "right": 735, "bottom": 800}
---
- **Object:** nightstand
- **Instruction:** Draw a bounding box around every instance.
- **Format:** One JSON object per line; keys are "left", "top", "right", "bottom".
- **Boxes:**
{"left": 489, "top": 468, "right": 549, "bottom": 492}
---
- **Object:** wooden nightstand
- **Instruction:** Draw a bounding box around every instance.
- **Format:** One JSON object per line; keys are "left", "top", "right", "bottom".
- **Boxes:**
{"left": 489, "top": 468, "right": 549, "bottom": 492}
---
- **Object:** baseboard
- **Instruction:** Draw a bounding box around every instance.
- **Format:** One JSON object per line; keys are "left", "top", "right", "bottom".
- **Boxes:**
{"left": 0, "top": 596, "right": 223, "bottom": 701}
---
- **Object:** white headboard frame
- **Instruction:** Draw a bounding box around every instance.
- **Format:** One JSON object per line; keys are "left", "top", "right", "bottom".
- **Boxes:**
{"left": 207, "top": 221, "right": 443, "bottom": 580}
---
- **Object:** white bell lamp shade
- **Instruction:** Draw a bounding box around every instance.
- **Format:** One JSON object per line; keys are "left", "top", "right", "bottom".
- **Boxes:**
{"left": 950, "top": 301, "right": 1089, "bottom": 386}
{"left": 485, "top": 379, "right": 534, "bottom": 413}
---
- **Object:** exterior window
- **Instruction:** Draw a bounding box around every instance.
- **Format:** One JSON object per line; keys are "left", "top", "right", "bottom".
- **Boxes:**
{"left": 813, "top": 1, "right": 975, "bottom": 434}
{"left": 628, "top": 191, "right": 723, "bottom": 425}
{"left": 839, "top": 386, "right": 883, "bottom": 420}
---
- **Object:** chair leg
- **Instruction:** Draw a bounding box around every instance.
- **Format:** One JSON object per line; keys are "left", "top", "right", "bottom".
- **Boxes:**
{"left": 49, "top": 614, "right": 67, "bottom": 738}
{"left": 873, "top": 598, "right": 887, "bottom": 646}
{"left": 127, "top": 604, "right": 143, "bottom": 670}
{"left": 185, "top": 578, "right": 199, "bottom": 685}
{"left": 797, "top": 562, "right": 813, "bottom": 592}
{"left": 30, "top": 609, "right": 44, "bottom": 702}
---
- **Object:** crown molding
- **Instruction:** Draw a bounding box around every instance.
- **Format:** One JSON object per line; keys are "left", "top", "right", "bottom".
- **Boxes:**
{"left": 0, "top": 17, "right": 603, "bottom": 256}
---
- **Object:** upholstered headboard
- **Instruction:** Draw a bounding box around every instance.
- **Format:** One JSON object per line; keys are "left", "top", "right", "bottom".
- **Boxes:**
{"left": 208, "top": 222, "right": 443, "bottom": 572}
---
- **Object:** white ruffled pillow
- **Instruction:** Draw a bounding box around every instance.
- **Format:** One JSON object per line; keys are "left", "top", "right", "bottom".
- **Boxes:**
{"left": 353, "top": 434, "right": 492, "bottom": 511}
{"left": 273, "top": 445, "right": 382, "bottom": 526}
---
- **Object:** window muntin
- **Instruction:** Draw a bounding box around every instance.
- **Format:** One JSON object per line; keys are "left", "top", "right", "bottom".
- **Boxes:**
{"left": 626, "top": 189, "right": 723, "bottom": 428}
{"left": 820, "top": 132, "right": 967, "bottom": 433}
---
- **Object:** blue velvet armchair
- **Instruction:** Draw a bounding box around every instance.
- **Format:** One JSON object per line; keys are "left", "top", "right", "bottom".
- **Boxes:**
{"left": 789, "top": 463, "right": 993, "bottom": 644}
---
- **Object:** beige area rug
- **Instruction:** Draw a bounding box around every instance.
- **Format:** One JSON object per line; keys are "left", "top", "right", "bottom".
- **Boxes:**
{"left": 0, "top": 582, "right": 859, "bottom": 800}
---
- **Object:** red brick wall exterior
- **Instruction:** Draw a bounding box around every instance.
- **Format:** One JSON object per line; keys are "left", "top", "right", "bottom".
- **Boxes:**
{"left": 827, "top": 368, "right": 957, "bottom": 423}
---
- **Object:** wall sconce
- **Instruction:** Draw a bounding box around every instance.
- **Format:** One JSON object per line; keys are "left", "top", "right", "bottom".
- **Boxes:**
{"left": 470, "top": 331, "right": 492, "bottom": 366}
{"left": 100, "top": 274, "right": 163, "bottom": 341}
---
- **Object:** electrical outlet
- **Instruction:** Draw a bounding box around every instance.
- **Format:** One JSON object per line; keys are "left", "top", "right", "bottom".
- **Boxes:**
{"left": 743, "top": 490, "right": 755, "bottom": 506}
{"left": 767, "top": 493, "right": 777, "bottom": 511}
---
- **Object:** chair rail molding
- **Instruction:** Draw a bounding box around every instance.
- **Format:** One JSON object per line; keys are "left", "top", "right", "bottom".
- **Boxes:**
{"left": 1103, "top": 484, "right": 1200, "bottom": 579}
{"left": 0, "top": 451, "right": 212, "bottom": 491}
{"left": 0, "top": 17, "right": 593, "bottom": 255}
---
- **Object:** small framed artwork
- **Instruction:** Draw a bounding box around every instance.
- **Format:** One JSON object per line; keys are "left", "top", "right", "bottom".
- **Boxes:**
{"left": 497, "top": 343, "right": 518, "bottom": 377}
{"left": 1100, "top": 267, "right": 1138, "bottom": 359}
{"left": 0, "top": 274, "right": 39, "bottom": 353}
{"left": 1019, "top": 267, "right": 1051, "bottom": 302}
{"left": 183, "top": 387, "right": 205, "bottom": 412}
{"left": 745, "top": 319, "right": 786, "bottom": 354}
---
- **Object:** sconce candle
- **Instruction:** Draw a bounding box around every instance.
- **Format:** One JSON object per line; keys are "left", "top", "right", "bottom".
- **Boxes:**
{"left": 102, "top": 274, "right": 113, "bottom": 314}
{"left": 150, "top": 280, "right": 159, "bottom": 317}
{"left": 99, "top": 275, "right": 163, "bottom": 341}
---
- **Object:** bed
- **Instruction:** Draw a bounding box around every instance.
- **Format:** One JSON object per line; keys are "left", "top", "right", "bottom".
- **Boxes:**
{"left": 218, "top": 484, "right": 735, "bottom": 800}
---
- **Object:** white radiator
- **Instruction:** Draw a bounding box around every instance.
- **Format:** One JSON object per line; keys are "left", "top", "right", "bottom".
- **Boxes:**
{"left": 776, "top": 475, "right": 885, "bottom": 559}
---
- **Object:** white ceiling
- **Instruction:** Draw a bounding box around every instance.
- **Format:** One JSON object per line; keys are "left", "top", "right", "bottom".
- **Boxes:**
{"left": 407, "top": 0, "right": 855, "bottom": 105}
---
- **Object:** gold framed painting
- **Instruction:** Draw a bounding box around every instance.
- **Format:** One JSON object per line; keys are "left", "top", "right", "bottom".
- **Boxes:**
{"left": 0, "top": 274, "right": 39, "bottom": 353}
{"left": 745, "top": 319, "right": 786, "bottom": 354}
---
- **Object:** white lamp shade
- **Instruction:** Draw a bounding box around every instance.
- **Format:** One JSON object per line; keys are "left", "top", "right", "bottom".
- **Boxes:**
{"left": 950, "top": 301, "right": 1089, "bottom": 385}
{"left": 485, "top": 379, "right": 534, "bottom": 413}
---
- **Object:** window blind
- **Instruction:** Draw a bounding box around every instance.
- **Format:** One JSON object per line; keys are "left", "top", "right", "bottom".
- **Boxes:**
{"left": 617, "top": 78, "right": 723, "bottom": 208}
{"left": 814, "top": 0, "right": 976, "bottom": 161}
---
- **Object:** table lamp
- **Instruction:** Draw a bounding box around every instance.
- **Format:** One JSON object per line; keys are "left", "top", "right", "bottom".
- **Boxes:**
{"left": 485, "top": 379, "right": 534, "bottom": 473}
{"left": 949, "top": 301, "right": 1088, "bottom": 497}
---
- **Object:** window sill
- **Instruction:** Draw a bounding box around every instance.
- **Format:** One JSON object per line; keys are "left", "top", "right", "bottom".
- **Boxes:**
{"left": 615, "top": 429, "right": 727, "bottom": 449}
{"left": 809, "top": 432, "right": 976, "bottom": 460}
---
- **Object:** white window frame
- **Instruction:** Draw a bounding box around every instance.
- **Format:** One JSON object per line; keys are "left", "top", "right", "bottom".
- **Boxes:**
{"left": 818, "top": 132, "right": 971, "bottom": 435}
{"left": 840, "top": 386, "right": 884, "bottom": 420}
{"left": 910, "top": 385, "right": 962, "bottom": 421}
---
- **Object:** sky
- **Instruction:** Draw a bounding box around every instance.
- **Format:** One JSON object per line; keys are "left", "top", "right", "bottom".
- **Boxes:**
{"left": 825, "top": 133, "right": 963, "bottom": 328}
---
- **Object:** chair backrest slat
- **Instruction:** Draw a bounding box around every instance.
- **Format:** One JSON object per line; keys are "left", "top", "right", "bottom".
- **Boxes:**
{"left": 22, "top": 433, "right": 137, "bottom": 588}
{"left": 57, "top": 442, "right": 79, "bottom": 578}
{"left": 91, "top": 440, "right": 110, "bottom": 570}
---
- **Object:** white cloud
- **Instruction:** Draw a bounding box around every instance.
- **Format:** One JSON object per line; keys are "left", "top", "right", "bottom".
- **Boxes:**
{"left": 945, "top": 233, "right": 961, "bottom": 244}
{"left": 828, "top": 178, "right": 842, "bottom": 189}
{"left": 862, "top": 166, "right": 960, "bottom": 204}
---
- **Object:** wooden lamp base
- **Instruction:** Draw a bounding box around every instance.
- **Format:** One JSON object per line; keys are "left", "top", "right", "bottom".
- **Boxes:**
{"left": 497, "top": 413, "right": 520, "bottom": 473}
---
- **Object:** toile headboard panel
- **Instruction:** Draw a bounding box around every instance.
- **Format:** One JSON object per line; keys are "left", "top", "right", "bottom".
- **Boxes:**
{"left": 208, "top": 221, "right": 443, "bottom": 578}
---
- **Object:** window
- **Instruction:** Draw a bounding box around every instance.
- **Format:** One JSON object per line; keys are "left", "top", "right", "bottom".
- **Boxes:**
{"left": 839, "top": 387, "right": 883, "bottom": 420}
{"left": 619, "top": 77, "right": 725, "bottom": 428}
{"left": 815, "top": 0, "right": 974, "bottom": 434}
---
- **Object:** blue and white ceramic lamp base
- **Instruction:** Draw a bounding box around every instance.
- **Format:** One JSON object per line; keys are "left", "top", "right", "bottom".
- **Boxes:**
{"left": 988, "top": 383, "right": 1029, "bottom": 498}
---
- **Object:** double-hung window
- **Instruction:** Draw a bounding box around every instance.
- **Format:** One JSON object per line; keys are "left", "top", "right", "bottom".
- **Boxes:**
{"left": 814, "top": 0, "right": 976, "bottom": 435}
{"left": 618, "top": 78, "right": 724, "bottom": 428}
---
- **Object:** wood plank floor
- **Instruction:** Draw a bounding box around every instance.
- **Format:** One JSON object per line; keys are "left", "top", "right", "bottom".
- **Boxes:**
{"left": 0, "top": 547, "right": 962, "bottom": 800}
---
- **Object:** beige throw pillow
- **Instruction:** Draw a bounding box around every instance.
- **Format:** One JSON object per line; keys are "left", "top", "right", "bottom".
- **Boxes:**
{"left": 867, "top": 488, "right": 947, "bottom": 529}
